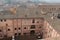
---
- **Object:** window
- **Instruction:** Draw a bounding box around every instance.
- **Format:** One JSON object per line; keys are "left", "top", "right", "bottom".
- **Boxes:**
{"left": 15, "top": 33, "right": 17, "bottom": 36}
{"left": 18, "top": 33, "right": 21, "bottom": 35}
{"left": 39, "top": 26, "right": 42, "bottom": 28}
{"left": 24, "top": 27, "right": 26, "bottom": 29}
{"left": 6, "top": 24, "right": 8, "bottom": 26}
{"left": 4, "top": 19, "right": 6, "bottom": 22}
{"left": 37, "top": 21, "right": 39, "bottom": 23}
{"left": 30, "top": 25, "right": 35, "bottom": 29}
{"left": 15, "top": 28, "right": 17, "bottom": 30}
{"left": 18, "top": 28, "right": 20, "bottom": 30}
{"left": 0, "top": 30, "right": 2, "bottom": 32}
{"left": 32, "top": 19, "right": 35, "bottom": 23}
{"left": 8, "top": 29, "right": 10, "bottom": 31}
{"left": 24, "top": 33, "right": 26, "bottom": 35}
{"left": 30, "top": 30, "right": 35, "bottom": 35}
{"left": 0, "top": 19, "right": 3, "bottom": 22}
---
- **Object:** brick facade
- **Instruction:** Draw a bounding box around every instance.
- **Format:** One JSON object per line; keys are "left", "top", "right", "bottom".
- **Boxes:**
{"left": 0, "top": 18, "right": 59, "bottom": 39}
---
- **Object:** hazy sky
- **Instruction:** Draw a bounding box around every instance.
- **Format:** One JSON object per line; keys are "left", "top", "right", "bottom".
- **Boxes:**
{"left": 15, "top": 0, "right": 60, "bottom": 3}
{"left": 0, "top": 0, "right": 60, "bottom": 4}
{"left": 39, "top": 0, "right": 60, "bottom": 3}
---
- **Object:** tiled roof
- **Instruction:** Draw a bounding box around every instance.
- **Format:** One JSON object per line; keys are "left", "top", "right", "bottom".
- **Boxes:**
{"left": 0, "top": 5, "right": 42, "bottom": 19}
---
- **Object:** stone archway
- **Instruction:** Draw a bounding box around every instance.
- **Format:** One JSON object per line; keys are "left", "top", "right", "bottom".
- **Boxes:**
{"left": 30, "top": 30, "right": 35, "bottom": 35}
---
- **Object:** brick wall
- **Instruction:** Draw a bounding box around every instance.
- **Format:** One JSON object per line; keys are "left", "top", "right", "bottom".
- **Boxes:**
{"left": 43, "top": 20, "right": 60, "bottom": 38}
{"left": 0, "top": 18, "right": 44, "bottom": 37}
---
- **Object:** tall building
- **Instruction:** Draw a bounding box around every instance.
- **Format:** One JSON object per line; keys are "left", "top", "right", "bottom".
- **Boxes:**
{"left": 0, "top": 2, "right": 60, "bottom": 40}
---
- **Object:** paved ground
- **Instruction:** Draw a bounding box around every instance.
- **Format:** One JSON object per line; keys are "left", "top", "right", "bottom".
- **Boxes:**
{"left": 0, "top": 35, "right": 37, "bottom": 40}
{"left": 16, "top": 35, "right": 37, "bottom": 40}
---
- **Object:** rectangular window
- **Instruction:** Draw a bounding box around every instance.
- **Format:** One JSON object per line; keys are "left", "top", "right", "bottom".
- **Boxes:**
{"left": 0, "top": 30, "right": 2, "bottom": 32}
{"left": 32, "top": 19, "right": 35, "bottom": 23}
{"left": 15, "top": 28, "right": 17, "bottom": 30}
{"left": 30, "top": 25, "right": 35, "bottom": 29}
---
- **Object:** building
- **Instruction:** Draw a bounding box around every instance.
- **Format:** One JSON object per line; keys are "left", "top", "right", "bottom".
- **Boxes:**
{"left": 0, "top": 4, "right": 60, "bottom": 39}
